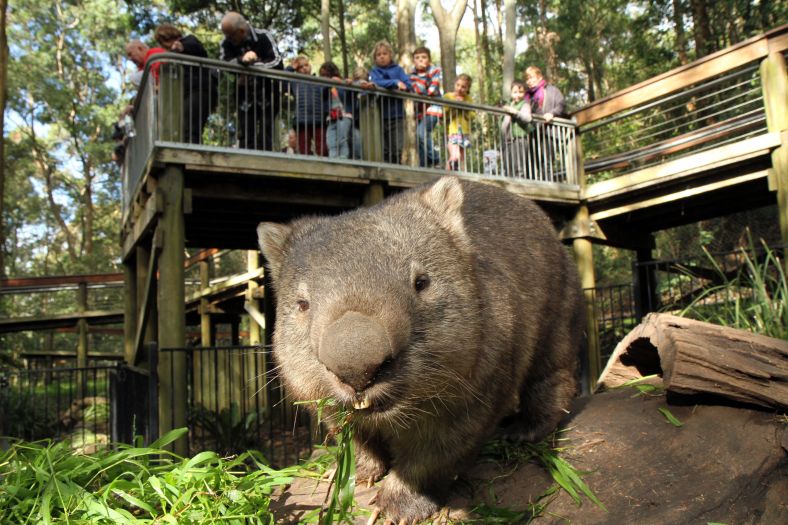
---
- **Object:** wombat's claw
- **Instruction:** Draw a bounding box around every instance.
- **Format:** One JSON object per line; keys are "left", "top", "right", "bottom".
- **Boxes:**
{"left": 366, "top": 508, "right": 380, "bottom": 525}
{"left": 368, "top": 492, "right": 379, "bottom": 505}
{"left": 322, "top": 467, "right": 336, "bottom": 481}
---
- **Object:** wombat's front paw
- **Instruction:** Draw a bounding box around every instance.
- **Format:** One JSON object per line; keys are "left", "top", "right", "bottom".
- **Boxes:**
{"left": 356, "top": 448, "right": 388, "bottom": 486}
{"left": 376, "top": 474, "right": 441, "bottom": 522}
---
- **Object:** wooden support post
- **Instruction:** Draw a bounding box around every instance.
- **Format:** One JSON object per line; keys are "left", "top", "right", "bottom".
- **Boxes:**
{"left": 403, "top": 98, "right": 418, "bottom": 166}
{"left": 246, "top": 250, "right": 264, "bottom": 413}
{"left": 572, "top": 205, "right": 600, "bottom": 392}
{"left": 76, "top": 281, "right": 88, "bottom": 397}
{"left": 246, "top": 251, "right": 261, "bottom": 346}
{"left": 360, "top": 93, "right": 383, "bottom": 162}
{"left": 198, "top": 260, "right": 215, "bottom": 412}
{"left": 123, "top": 256, "right": 138, "bottom": 364}
{"left": 157, "top": 166, "right": 187, "bottom": 455}
{"left": 363, "top": 182, "right": 385, "bottom": 207}
{"left": 199, "top": 261, "right": 213, "bottom": 348}
{"left": 571, "top": 133, "right": 600, "bottom": 391}
{"left": 760, "top": 51, "right": 788, "bottom": 275}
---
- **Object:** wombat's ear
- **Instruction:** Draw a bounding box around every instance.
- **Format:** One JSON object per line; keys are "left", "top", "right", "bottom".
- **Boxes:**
{"left": 257, "top": 222, "right": 292, "bottom": 283}
{"left": 420, "top": 176, "right": 470, "bottom": 249}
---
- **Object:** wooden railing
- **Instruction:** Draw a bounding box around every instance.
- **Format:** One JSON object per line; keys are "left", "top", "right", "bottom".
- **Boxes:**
{"left": 121, "top": 54, "right": 579, "bottom": 215}
{"left": 574, "top": 24, "right": 788, "bottom": 182}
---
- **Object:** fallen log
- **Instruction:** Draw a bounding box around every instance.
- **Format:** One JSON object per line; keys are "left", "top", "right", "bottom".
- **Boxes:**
{"left": 596, "top": 313, "right": 788, "bottom": 409}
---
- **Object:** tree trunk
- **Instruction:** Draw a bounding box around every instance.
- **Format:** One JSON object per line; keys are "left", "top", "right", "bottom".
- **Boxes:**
{"left": 337, "top": 0, "right": 349, "bottom": 77}
{"left": 689, "top": 0, "right": 713, "bottom": 57}
{"left": 429, "top": 0, "right": 468, "bottom": 89}
{"left": 597, "top": 313, "right": 788, "bottom": 410}
{"left": 471, "top": 0, "right": 486, "bottom": 105}
{"left": 478, "top": 0, "right": 492, "bottom": 104}
{"left": 397, "top": 0, "right": 417, "bottom": 66}
{"left": 321, "top": 0, "right": 331, "bottom": 62}
{"left": 0, "top": 0, "right": 6, "bottom": 280}
{"left": 501, "top": 0, "right": 516, "bottom": 101}
{"left": 671, "top": 0, "right": 689, "bottom": 65}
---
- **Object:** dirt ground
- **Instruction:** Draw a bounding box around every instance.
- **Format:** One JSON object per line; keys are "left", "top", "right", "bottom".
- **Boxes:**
{"left": 272, "top": 389, "right": 788, "bottom": 524}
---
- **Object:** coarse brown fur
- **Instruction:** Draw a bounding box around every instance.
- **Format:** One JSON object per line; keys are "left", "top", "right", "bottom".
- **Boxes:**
{"left": 258, "top": 176, "right": 584, "bottom": 522}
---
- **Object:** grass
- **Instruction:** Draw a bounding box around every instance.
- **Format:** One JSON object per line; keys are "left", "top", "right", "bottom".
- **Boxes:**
{"left": 1, "top": 410, "right": 606, "bottom": 525}
{"left": 0, "top": 428, "right": 307, "bottom": 524}
{"left": 679, "top": 239, "right": 786, "bottom": 340}
{"left": 481, "top": 430, "right": 606, "bottom": 519}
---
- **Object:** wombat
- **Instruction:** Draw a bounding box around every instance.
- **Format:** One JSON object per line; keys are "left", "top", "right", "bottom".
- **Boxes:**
{"left": 257, "top": 176, "right": 584, "bottom": 522}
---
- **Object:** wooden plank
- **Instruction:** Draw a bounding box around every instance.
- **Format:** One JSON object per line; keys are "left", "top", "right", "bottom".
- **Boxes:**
{"left": 0, "top": 310, "right": 124, "bottom": 333}
{"left": 122, "top": 189, "right": 163, "bottom": 261}
{"left": 184, "top": 248, "right": 221, "bottom": 268}
{"left": 590, "top": 170, "right": 768, "bottom": 221}
{"left": 133, "top": 230, "right": 160, "bottom": 365}
{"left": 187, "top": 183, "right": 362, "bottom": 209}
{"left": 585, "top": 132, "right": 780, "bottom": 201}
{"left": 185, "top": 267, "right": 264, "bottom": 303}
{"left": 157, "top": 146, "right": 371, "bottom": 181}
{"left": 1, "top": 273, "right": 123, "bottom": 288}
{"left": 573, "top": 24, "right": 788, "bottom": 126}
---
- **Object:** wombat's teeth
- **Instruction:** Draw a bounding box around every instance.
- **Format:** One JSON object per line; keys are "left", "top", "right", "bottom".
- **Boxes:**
{"left": 352, "top": 396, "right": 371, "bottom": 410}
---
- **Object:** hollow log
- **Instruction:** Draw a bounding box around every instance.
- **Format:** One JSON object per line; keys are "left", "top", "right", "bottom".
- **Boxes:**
{"left": 597, "top": 313, "right": 788, "bottom": 409}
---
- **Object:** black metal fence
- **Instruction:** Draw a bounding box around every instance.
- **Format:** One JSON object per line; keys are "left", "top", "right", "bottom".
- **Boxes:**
{"left": 160, "top": 345, "right": 315, "bottom": 467}
{"left": 0, "top": 364, "right": 153, "bottom": 451}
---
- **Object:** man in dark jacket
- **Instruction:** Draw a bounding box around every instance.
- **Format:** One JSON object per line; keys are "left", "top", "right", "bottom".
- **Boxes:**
{"left": 155, "top": 23, "right": 218, "bottom": 145}
{"left": 220, "top": 12, "right": 284, "bottom": 151}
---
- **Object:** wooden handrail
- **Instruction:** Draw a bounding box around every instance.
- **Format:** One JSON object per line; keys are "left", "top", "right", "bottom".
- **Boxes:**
{"left": 573, "top": 24, "right": 788, "bottom": 126}
{"left": 1, "top": 273, "right": 123, "bottom": 288}
{"left": 584, "top": 111, "right": 765, "bottom": 174}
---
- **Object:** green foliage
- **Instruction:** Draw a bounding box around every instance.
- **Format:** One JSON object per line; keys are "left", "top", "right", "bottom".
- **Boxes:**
{"left": 189, "top": 402, "right": 261, "bottom": 456}
{"left": 295, "top": 398, "right": 359, "bottom": 524}
{"left": 5, "top": 0, "right": 131, "bottom": 276}
{"left": 679, "top": 241, "right": 787, "bottom": 340}
{"left": 0, "top": 428, "right": 300, "bottom": 524}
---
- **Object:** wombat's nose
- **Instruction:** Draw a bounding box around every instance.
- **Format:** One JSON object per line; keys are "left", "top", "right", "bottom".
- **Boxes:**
{"left": 319, "top": 311, "right": 392, "bottom": 392}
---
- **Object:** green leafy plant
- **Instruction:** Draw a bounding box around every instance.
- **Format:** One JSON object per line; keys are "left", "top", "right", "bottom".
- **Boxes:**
{"left": 188, "top": 402, "right": 261, "bottom": 455}
{"left": 679, "top": 240, "right": 786, "bottom": 340}
{"left": 296, "top": 398, "right": 359, "bottom": 525}
{"left": 0, "top": 428, "right": 306, "bottom": 524}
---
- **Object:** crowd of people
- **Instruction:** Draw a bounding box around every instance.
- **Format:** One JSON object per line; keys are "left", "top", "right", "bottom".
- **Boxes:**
{"left": 116, "top": 11, "right": 566, "bottom": 177}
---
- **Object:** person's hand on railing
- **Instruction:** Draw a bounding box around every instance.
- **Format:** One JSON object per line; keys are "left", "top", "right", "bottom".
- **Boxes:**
{"left": 543, "top": 112, "right": 554, "bottom": 123}
{"left": 241, "top": 50, "right": 258, "bottom": 65}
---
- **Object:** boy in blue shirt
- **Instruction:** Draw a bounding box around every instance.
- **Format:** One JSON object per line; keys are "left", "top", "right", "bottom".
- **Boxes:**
{"left": 369, "top": 41, "right": 412, "bottom": 164}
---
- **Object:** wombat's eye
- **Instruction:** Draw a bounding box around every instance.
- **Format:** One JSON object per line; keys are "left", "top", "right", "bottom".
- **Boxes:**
{"left": 296, "top": 300, "right": 310, "bottom": 312}
{"left": 414, "top": 274, "right": 430, "bottom": 292}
